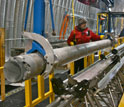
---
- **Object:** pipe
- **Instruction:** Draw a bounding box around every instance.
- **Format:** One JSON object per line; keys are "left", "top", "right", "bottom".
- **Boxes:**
{"left": 4, "top": 53, "right": 46, "bottom": 83}
{"left": 17, "top": 0, "right": 26, "bottom": 46}
{"left": 5, "top": 0, "right": 16, "bottom": 57}
{"left": 26, "top": 0, "right": 34, "bottom": 32}
{"left": 54, "top": 39, "right": 112, "bottom": 65}
{"left": 49, "top": 0, "right": 56, "bottom": 35}
{"left": 14, "top": 0, "right": 20, "bottom": 47}
{"left": 0, "top": 0, "right": 6, "bottom": 28}
{"left": 112, "top": 43, "right": 124, "bottom": 54}
{"left": 4, "top": 39, "right": 113, "bottom": 83}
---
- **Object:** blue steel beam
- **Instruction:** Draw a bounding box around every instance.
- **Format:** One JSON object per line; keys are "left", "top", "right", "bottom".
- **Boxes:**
{"left": 24, "top": 0, "right": 30, "bottom": 30}
{"left": 49, "top": 0, "right": 55, "bottom": 32}
{"left": 33, "top": 0, "right": 45, "bottom": 36}
{"left": 24, "top": 0, "right": 46, "bottom": 56}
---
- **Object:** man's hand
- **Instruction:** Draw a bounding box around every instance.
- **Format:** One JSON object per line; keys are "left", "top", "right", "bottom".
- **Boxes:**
{"left": 100, "top": 35, "right": 105, "bottom": 39}
{"left": 70, "top": 42, "right": 74, "bottom": 46}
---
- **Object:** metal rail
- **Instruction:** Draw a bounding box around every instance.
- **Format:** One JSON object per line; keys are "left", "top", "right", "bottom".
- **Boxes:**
{"left": 47, "top": 43, "right": 124, "bottom": 107}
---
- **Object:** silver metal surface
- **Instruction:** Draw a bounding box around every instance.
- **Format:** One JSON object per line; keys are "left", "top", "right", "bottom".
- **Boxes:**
{"left": 5, "top": 0, "right": 16, "bottom": 57}
{"left": 98, "top": 57, "right": 124, "bottom": 89}
{"left": 14, "top": 0, "right": 20, "bottom": 47}
{"left": 112, "top": 43, "right": 124, "bottom": 54}
{"left": 48, "top": 56, "right": 124, "bottom": 107}
{"left": 4, "top": 53, "right": 46, "bottom": 82}
{"left": 4, "top": 32, "right": 114, "bottom": 82}
{"left": 16, "top": 0, "right": 26, "bottom": 46}
{"left": 24, "top": 32, "right": 55, "bottom": 76}
{"left": 26, "top": 0, "right": 34, "bottom": 32}
{"left": 54, "top": 39, "right": 112, "bottom": 66}
{"left": 74, "top": 57, "right": 112, "bottom": 82}
{"left": 0, "top": 0, "right": 6, "bottom": 28}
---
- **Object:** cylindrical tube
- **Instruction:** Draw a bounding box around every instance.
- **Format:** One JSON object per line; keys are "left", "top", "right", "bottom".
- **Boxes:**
{"left": 26, "top": 0, "right": 33, "bottom": 32}
{"left": 0, "top": 0, "right": 6, "bottom": 28}
{"left": 54, "top": 39, "right": 112, "bottom": 65}
{"left": 4, "top": 53, "right": 46, "bottom": 82}
{"left": 112, "top": 43, "right": 124, "bottom": 54}
{"left": 5, "top": 0, "right": 16, "bottom": 57}
{"left": 4, "top": 39, "right": 112, "bottom": 82}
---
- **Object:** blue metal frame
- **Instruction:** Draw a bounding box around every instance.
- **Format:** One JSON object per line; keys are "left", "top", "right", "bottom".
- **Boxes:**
{"left": 25, "top": 0, "right": 45, "bottom": 36}
{"left": 27, "top": 41, "right": 46, "bottom": 56}
{"left": 33, "top": 0, "right": 45, "bottom": 36}
{"left": 24, "top": 0, "right": 30, "bottom": 30}
{"left": 25, "top": 0, "right": 46, "bottom": 55}
{"left": 49, "top": 0, "right": 55, "bottom": 31}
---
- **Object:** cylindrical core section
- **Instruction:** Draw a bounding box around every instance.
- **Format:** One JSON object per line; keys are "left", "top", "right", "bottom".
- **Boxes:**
{"left": 4, "top": 53, "right": 46, "bottom": 82}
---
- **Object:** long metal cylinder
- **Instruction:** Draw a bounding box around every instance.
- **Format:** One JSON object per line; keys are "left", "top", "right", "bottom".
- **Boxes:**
{"left": 112, "top": 43, "right": 124, "bottom": 54}
{"left": 5, "top": 0, "right": 16, "bottom": 57}
{"left": 4, "top": 39, "right": 113, "bottom": 82}
{"left": 0, "top": 0, "right": 6, "bottom": 28}
{"left": 4, "top": 53, "right": 46, "bottom": 82}
{"left": 54, "top": 39, "right": 112, "bottom": 65}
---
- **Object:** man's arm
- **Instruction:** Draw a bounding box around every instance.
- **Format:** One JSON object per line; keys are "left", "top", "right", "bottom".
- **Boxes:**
{"left": 90, "top": 30, "right": 101, "bottom": 41}
{"left": 67, "top": 31, "right": 75, "bottom": 46}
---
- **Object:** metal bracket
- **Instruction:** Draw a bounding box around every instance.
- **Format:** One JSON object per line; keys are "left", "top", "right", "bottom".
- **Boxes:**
{"left": 23, "top": 32, "right": 54, "bottom": 76}
{"left": 51, "top": 76, "right": 90, "bottom": 99}
{"left": 105, "top": 32, "right": 117, "bottom": 46}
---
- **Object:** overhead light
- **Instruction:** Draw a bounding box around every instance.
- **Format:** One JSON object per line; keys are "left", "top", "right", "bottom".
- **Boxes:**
{"left": 108, "top": 8, "right": 112, "bottom": 11}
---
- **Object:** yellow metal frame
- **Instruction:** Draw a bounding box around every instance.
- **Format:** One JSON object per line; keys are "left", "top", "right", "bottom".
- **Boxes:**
{"left": 0, "top": 28, "right": 5, "bottom": 101}
{"left": 119, "top": 94, "right": 124, "bottom": 107}
{"left": 70, "top": 62, "right": 74, "bottom": 75}
{"left": 0, "top": 67, "right": 5, "bottom": 101}
{"left": 96, "top": 13, "right": 108, "bottom": 35}
{"left": 121, "top": 18, "right": 124, "bottom": 30}
{"left": 72, "top": 0, "right": 75, "bottom": 32}
{"left": 84, "top": 56, "right": 87, "bottom": 68}
{"left": 25, "top": 72, "right": 55, "bottom": 107}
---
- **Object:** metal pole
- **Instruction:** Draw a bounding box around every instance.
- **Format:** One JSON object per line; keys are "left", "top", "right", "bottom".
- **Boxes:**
{"left": 4, "top": 35, "right": 114, "bottom": 83}
{"left": 112, "top": 43, "right": 124, "bottom": 54}
{"left": 54, "top": 39, "right": 112, "bottom": 65}
{"left": 0, "top": 0, "right": 6, "bottom": 28}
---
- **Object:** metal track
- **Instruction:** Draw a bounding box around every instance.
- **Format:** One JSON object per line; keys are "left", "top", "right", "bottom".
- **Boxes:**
{"left": 47, "top": 44, "right": 124, "bottom": 107}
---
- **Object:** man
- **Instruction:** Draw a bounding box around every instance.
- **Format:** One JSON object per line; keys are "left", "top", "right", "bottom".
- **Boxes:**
{"left": 67, "top": 18, "right": 104, "bottom": 73}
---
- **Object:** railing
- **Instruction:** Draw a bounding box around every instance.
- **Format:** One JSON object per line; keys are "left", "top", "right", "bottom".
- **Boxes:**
{"left": 0, "top": 66, "right": 5, "bottom": 101}
{"left": 25, "top": 72, "right": 55, "bottom": 107}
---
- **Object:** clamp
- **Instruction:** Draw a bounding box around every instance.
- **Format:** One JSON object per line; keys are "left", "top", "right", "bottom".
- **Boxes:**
{"left": 105, "top": 32, "right": 117, "bottom": 46}
{"left": 51, "top": 75, "right": 90, "bottom": 99}
{"left": 23, "top": 32, "right": 55, "bottom": 76}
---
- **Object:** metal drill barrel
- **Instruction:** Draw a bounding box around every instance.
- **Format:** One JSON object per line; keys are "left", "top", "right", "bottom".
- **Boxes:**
{"left": 4, "top": 53, "right": 46, "bottom": 82}
{"left": 4, "top": 34, "right": 116, "bottom": 83}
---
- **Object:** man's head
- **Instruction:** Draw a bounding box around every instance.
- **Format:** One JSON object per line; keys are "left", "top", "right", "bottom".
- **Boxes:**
{"left": 77, "top": 18, "right": 87, "bottom": 30}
